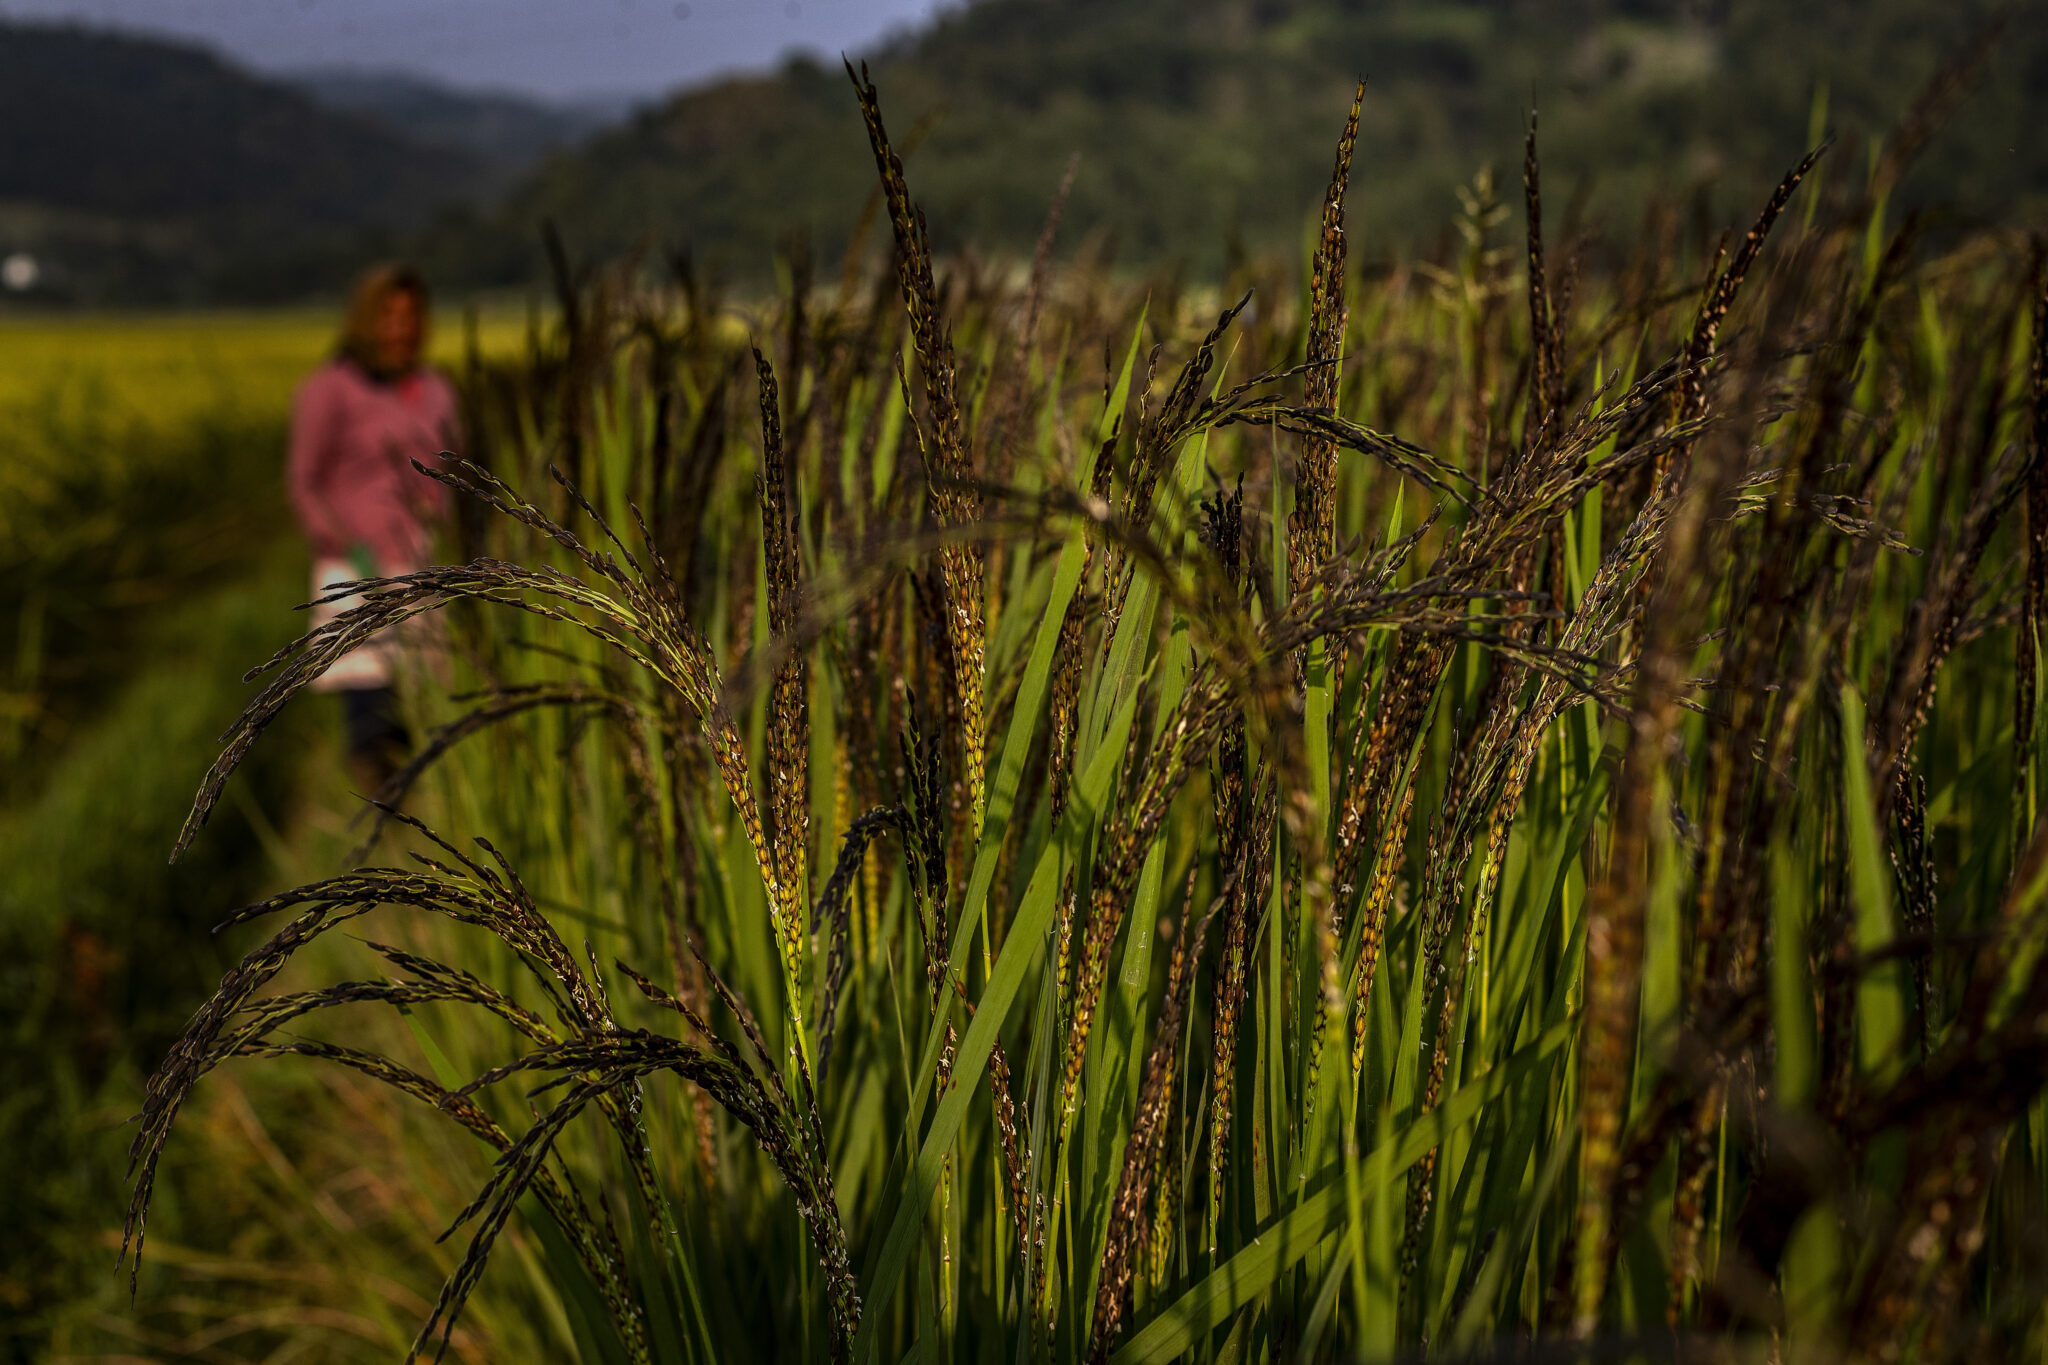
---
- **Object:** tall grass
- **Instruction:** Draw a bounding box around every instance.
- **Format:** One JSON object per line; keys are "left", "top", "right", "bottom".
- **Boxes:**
{"left": 126, "top": 62, "right": 2048, "bottom": 1363}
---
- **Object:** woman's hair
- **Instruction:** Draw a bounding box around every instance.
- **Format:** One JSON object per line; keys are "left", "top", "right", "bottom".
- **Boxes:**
{"left": 338, "top": 262, "right": 429, "bottom": 376}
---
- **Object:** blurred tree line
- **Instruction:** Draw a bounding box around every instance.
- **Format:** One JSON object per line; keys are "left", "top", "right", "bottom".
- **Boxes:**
{"left": 2, "top": 0, "right": 2041, "bottom": 303}
{"left": 438, "top": 0, "right": 2045, "bottom": 287}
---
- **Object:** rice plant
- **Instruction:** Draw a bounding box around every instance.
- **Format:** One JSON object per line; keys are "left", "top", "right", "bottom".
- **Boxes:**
{"left": 126, "top": 62, "right": 2048, "bottom": 1364}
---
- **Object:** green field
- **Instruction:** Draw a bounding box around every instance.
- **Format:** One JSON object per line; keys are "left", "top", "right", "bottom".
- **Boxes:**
{"left": 0, "top": 305, "right": 531, "bottom": 1356}
{"left": 13, "top": 75, "right": 2048, "bottom": 1365}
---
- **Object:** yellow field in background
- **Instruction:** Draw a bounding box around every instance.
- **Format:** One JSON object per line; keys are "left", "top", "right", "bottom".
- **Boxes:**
{"left": 0, "top": 308, "right": 535, "bottom": 552}
{"left": 0, "top": 307, "right": 533, "bottom": 429}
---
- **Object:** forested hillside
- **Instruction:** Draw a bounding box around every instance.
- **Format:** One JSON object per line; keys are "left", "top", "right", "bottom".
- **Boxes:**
{"left": 291, "top": 68, "right": 630, "bottom": 189}
{"left": 454, "top": 0, "right": 2045, "bottom": 282}
{"left": 0, "top": 24, "right": 491, "bottom": 301}
{"left": 2, "top": 1, "right": 2041, "bottom": 301}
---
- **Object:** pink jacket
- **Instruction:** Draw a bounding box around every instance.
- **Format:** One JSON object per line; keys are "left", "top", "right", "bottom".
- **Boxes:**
{"left": 288, "top": 358, "right": 461, "bottom": 571}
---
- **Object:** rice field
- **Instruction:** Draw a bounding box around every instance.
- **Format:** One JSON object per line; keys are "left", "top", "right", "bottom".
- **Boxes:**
{"left": 0, "top": 307, "right": 527, "bottom": 411}
{"left": 0, "top": 305, "right": 530, "bottom": 757}
{"left": 0, "top": 302, "right": 531, "bottom": 1353}
{"left": 84, "top": 67, "right": 2048, "bottom": 1365}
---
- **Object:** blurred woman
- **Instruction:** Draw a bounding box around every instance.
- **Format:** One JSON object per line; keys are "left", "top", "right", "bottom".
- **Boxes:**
{"left": 287, "top": 263, "right": 460, "bottom": 785}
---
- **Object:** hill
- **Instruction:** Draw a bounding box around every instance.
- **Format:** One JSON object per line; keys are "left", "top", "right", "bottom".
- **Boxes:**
{"left": 0, "top": 25, "right": 591, "bottom": 303}
{"left": 4, "top": 3, "right": 2040, "bottom": 302}
{"left": 0, "top": 23, "right": 481, "bottom": 302}
{"left": 447, "top": 0, "right": 2048, "bottom": 285}
{"left": 289, "top": 68, "right": 632, "bottom": 192}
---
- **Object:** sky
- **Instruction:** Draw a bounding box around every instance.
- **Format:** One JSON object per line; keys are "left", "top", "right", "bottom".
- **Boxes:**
{"left": 0, "top": 0, "right": 951, "bottom": 101}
